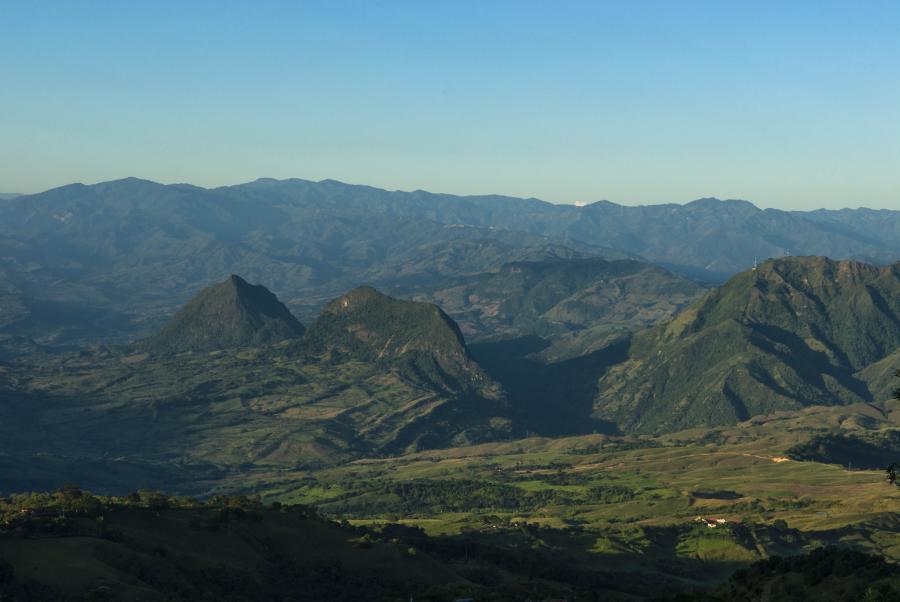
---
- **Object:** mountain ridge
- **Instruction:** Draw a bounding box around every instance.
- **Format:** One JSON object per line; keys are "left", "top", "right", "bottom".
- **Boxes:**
{"left": 2, "top": 177, "right": 898, "bottom": 347}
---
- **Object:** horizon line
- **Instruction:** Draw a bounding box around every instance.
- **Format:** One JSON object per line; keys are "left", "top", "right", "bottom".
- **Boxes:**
{"left": 2, "top": 175, "right": 889, "bottom": 213}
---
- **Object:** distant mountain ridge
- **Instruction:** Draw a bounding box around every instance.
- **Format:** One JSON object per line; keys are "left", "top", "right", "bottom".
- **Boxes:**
{"left": 1, "top": 177, "right": 898, "bottom": 346}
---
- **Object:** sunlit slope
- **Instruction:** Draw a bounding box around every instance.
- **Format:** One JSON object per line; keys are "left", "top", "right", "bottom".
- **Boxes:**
{"left": 594, "top": 257, "right": 900, "bottom": 433}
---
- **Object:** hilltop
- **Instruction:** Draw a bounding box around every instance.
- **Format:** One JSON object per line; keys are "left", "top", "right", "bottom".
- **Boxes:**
{"left": 141, "top": 275, "right": 305, "bottom": 354}
{"left": 594, "top": 257, "right": 900, "bottom": 433}
{"left": 304, "top": 286, "right": 498, "bottom": 394}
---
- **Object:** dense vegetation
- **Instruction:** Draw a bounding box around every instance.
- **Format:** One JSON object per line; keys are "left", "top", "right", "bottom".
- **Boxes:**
{"left": 0, "top": 486, "right": 768, "bottom": 600}
{"left": 593, "top": 257, "right": 900, "bottom": 433}
{"left": 787, "top": 431, "right": 900, "bottom": 470}
{"left": 677, "top": 547, "right": 900, "bottom": 601}
{"left": 4, "top": 408, "right": 900, "bottom": 602}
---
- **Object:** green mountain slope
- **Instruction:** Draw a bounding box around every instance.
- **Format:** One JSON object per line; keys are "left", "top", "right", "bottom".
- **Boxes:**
{"left": 141, "top": 275, "right": 305, "bottom": 353}
{"left": 857, "top": 351, "right": 900, "bottom": 403}
{"left": 416, "top": 257, "right": 705, "bottom": 342}
{"left": 594, "top": 257, "right": 900, "bottom": 433}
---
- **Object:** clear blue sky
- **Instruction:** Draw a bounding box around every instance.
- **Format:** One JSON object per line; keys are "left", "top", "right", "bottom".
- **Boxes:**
{"left": 1, "top": 1, "right": 898, "bottom": 209}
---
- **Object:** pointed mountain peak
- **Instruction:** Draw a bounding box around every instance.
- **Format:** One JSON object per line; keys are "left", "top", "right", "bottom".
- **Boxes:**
{"left": 227, "top": 273, "right": 249, "bottom": 287}
{"left": 142, "top": 275, "right": 305, "bottom": 354}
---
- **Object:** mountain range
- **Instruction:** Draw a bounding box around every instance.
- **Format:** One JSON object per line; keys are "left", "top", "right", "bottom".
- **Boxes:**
{"left": 2, "top": 256, "right": 897, "bottom": 487}
{"left": 1, "top": 241, "right": 899, "bottom": 600}
{"left": 1, "top": 176, "right": 899, "bottom": 506}
{"left": 2, "top": 177, "right": 899, "bottom": 347}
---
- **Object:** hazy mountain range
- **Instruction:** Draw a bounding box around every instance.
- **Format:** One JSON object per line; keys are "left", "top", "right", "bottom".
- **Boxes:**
{"left": 1, "top": 177, "right": 898, "bottom": 347}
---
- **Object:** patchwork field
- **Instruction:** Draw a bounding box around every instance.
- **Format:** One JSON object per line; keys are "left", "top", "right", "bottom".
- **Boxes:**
{"left": 228, "top": 399, "right": 900, "bottom": 582}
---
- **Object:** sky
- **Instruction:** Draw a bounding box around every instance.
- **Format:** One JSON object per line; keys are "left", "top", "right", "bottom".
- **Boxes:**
{"left": 1, "top": 1, "right": 898, "bottom": 210}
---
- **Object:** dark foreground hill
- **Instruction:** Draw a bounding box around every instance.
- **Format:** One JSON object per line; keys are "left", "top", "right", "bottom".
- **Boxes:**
{"left": 675, "top": 547, "right": 900, "bottom": 602}
{"left": 593, "top": 257, "right": 900, "bottom": 433}
{"left": 4, "top": 490, "right": 896, "bottom": 601}
{"left": 2, "top": 177, "right": 899, "bottom": 346}
{"left": 141, "top": 274, "right": 306, "bottom": 353}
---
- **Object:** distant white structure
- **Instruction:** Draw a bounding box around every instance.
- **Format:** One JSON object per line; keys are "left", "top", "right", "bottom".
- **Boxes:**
{"left": 694, "top": 516, "right": 729, "bottom": 528}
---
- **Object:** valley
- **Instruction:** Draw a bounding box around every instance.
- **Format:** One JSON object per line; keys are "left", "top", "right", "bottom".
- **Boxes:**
{"left": 1, "top": 400, "right": 898, "bottom": 600}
